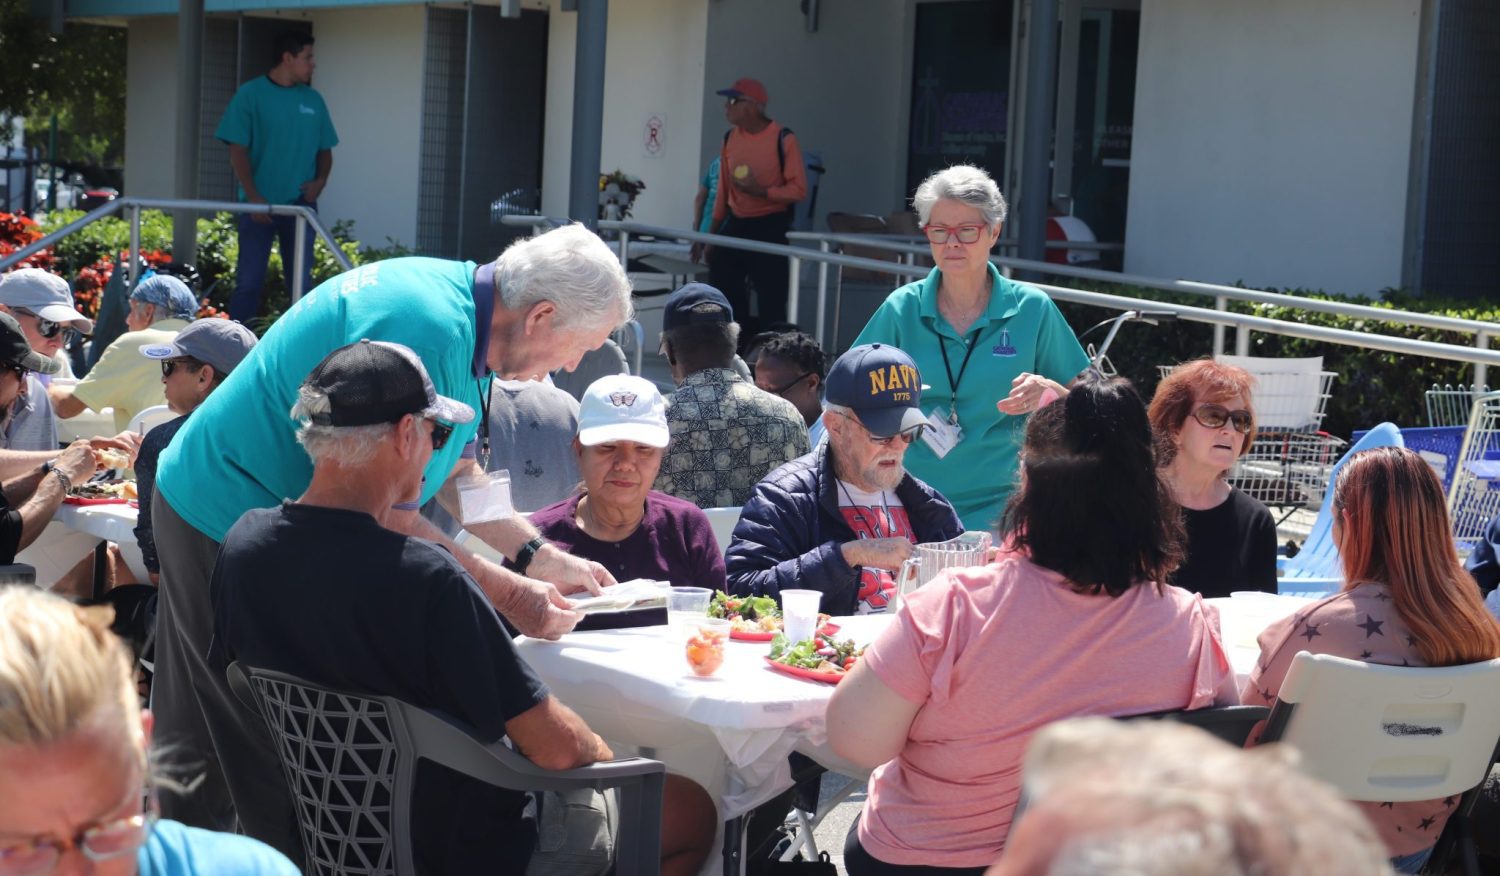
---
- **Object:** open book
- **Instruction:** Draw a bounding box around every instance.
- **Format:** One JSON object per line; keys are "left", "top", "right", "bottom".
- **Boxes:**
{"left": 567, "top": 579, "right": 671, "bottom": 614}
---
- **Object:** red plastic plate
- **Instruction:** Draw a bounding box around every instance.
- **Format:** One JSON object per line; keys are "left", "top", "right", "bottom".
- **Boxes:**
{"left": 763, "top": 656, "right": 848, "bottom": 685}
{"left": 64, "top": 496, "right": 131, "bottom": 505}
{"left": 729, "top": 622, "right": 841, "bottom": 643}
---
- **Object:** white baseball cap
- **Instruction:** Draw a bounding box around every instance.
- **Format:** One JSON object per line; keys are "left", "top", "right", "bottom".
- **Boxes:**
{"left": 577, "top": 375, "right": 669, "bottom": 448}
{"left": 0, "top": 268, "right": 93, "bottom": 333}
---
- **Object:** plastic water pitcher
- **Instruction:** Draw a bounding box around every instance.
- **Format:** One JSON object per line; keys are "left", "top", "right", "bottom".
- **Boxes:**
{"left": 892, "top": 531, "right": 993, "bottom": 609}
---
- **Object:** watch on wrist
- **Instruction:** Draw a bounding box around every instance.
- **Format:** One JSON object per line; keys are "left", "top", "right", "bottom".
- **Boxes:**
{"left": 514, "top": 536, "right": 547, "bottom": 577}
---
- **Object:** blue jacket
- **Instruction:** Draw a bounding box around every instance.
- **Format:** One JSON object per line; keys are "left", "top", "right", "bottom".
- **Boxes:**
{"left": 725, "top": 444, "right": 964, "bottom": 615}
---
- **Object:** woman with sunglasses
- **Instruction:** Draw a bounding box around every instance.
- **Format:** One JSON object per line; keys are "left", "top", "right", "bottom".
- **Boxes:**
{"left": 852, "top": 165, "right": 1089, "bottom": 533}
{"left": 1148, "top": 359, "right": 1277, "bottom": 598}
{"left": 0, "top": 585, "right": 298, "bottom": 875}
{"left": 827, "top": 377, "right": 1235, "bottom": 875}
{"left": 1243, "top": 447, "right": 1500, "bottom": 873}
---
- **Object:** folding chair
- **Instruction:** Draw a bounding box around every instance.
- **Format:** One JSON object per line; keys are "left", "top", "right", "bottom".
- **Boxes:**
{"left": 703, "top": 507, "right": 742, "bottom": 557}
{"left": 1259, "top": 652, "right": 1500, "bottom": 876}
{"left": 227, "top": 662, "right": 666, "bottom": 876}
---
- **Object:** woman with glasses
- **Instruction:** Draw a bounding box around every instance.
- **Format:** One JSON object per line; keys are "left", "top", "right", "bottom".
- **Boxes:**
{"left": 1243, "top": 446, "right": 1500, "bottom": 874}
{"left": 827, "top": 378, "right": 1236, "bottom": 875}
{"left": 852, "top": 165, "right": 1089, "bottom": 533}
{"left": 0, "top": 585, "right": 298, "bottom": 875}
{"left": 1148, "top": 359, "right": 1277, "bottom": 598}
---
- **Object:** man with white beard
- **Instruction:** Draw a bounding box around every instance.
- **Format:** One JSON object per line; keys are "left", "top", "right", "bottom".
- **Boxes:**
{"left": 725, "top": 343, "right": 962, "bottom": 615}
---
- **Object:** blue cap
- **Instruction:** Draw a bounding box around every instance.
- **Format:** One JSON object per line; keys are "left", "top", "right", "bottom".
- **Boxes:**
{"left": 825, "top": 343, "right": 927, "bottom": 437}
{"left": 129, "top": 274, "right": 198, "bottom": 321}
{"left": 662, "top": 283, "right": 733, "bottom": 332}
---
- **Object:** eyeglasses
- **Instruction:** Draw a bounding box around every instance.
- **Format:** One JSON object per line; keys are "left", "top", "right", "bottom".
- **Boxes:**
{"left": 923, "top": 224, "right": 987, "bottom": 245}
{"left": 429, "top": 420, "right": 453, "bottom": 451}
{"left": 834, "top": 411, "right": 925, "bottom": 446}
{"left": 760, "top": 371, "right": 815, "bottom": 397}
{"left": 160, "top": 358, "right": 202, "bottom": 378}
{"left": 0, "top": 798, "right": 155, "bottom": 875}
{"left": 725, "top": 96, "right": 745, "bottom": 106}
{"left": 1190, "top": 403, "right": 1253, "bottom": 434}
{"left": 0, "top": 363, "right": 27, "bottom": 382}
{"left": 10, "top": 308, "right": 80, "bottom": 345}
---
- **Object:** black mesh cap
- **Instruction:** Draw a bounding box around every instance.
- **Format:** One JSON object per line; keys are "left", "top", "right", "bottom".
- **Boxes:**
{"left": 301, "top": 340, "right": 474, "bottom": 427}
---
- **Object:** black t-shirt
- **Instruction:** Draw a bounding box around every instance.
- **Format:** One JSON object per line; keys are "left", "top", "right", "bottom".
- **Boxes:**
{"left": 209, "top": 502, "right": 550, "bottom": 873}
{"left": 1170, "top": 487, "right": 1279, "bottom": 599}
{"left": 0, "top": 490, "right": 21, "bottom": 564}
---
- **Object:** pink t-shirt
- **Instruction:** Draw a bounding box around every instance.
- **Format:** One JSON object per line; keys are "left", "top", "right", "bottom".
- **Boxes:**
{"left": 857, "top": 552, "right": 1231, "bottom": 869}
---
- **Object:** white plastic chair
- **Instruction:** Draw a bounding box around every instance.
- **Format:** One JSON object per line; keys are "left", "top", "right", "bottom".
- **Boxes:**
{"left": 126, "top": 404, "right": 175, "bottom": 437}
{"left": 1260, "top": 652, "right": 1500, "bottom": 875}
{"left": 703, "top": 507, "right": 741, "bottom": 557}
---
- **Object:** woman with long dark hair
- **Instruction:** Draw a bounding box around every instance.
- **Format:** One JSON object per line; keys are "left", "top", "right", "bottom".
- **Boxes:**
{"left": 826, "top": 378, "right": 1236, "bottom": 875}
{"left": 1244, "top": 446, "right": 1500, "bottom": 874}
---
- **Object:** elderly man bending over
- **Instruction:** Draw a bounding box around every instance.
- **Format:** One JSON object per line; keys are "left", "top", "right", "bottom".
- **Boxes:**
{"left": 150, "top": 224, "right": 635, "bottom": 849}
{"left": 210, "top": 341, "right": 715, "bottom": 875}
{"left": 727, "top": 343, "right": 962, "bottom": 615}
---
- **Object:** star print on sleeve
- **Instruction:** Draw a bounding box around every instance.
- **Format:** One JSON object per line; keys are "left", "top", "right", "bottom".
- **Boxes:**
{"left": 1380, "top": 802, "right": 1395, "bottom": 809}
{"left": 1419, "top": 816, "right": 1437, "bottom": 831}
{"left": 1405, "top": 633, "right": 1418, "bottom": 647}
{"left": 1359, "top": 650, "right": 1373, "bottom": 659}
{"left": 1444, "top": 797, "right": 1457, "bottom": 808}
{"left": 1300, "top": 622, "right": 1322, "bottom": 642}
{"left": 1357, "top": 614, "right": 1385, "bottom": 638}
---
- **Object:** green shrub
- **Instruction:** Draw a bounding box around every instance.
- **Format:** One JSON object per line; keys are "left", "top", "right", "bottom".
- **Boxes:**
{"left": 1050, "top": 281, "right": 1499, "bottom": 439}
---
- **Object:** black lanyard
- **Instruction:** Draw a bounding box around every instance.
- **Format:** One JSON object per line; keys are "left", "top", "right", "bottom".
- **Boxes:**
{"left": 936, "top": 328, "right": 981, "bottom": 420}
{"left": 477, "top": 378, "right": 492, "bottom": 471}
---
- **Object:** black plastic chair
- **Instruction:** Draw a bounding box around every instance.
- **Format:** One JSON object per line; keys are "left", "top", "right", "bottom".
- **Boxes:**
{"left": 228, "top": 662, "right": 666, "bottom": 876}
{"left": 1124, "top": 704, "right": 1270, "bottom": 747}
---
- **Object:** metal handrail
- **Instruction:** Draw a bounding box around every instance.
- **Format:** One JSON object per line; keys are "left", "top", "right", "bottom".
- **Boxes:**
{"left": 1, "top": 197, "right": 354, "bottom": 303}
{"left": 488, "top": 216, "right": 1500, "bottom": 376}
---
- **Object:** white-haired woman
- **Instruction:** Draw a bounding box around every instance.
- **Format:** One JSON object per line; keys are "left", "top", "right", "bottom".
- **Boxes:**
{"left": 0, "top": 586, "right": 298, "bottom": 875}
{"left": 852, "top": 165, "right": 1089, "bottom": 531}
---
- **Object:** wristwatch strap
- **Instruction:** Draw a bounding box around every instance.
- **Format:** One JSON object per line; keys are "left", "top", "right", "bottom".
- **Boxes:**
{"left": 514, "top": 536, "right": 547, "bottom": 577}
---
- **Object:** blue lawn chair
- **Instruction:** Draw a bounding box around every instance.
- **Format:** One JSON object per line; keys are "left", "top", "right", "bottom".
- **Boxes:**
{"left": 1278, "top": 423, "right": 1405, "bottom": 596}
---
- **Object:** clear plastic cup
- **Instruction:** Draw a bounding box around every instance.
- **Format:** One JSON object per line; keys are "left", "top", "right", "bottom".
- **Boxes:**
{"left": 666, "top": 586, "right": 713, "bottom": 632}
{"left": 780, "top": 589, "right": 823, "bottom": 644}
{"left": 684, "top": 617, "right": 731, "bottom": 677}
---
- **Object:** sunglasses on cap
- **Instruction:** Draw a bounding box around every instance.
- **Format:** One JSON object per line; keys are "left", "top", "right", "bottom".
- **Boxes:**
{"left": 1190, "top": 403, "right": 1253, "bottom": 434}
{"left": 11, "top": 308, "right": 81, "bottom": 344}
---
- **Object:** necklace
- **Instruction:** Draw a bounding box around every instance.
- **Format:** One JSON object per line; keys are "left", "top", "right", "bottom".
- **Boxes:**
{"left": 836, "top": 478, "right": 894, "bottom": 537}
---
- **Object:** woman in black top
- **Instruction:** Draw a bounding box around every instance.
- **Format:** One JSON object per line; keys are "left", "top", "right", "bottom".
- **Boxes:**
{"left": 1149, "top": 359, "right": 1277, "bottom": 598}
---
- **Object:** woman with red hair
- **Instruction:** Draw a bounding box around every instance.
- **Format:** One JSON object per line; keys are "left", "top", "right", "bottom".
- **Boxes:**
{"left": 1243, "top": 446, "right": 1500, "bottom": 873}
{"left": 1148, "top": 359, "right": 1277, "bottom": 597}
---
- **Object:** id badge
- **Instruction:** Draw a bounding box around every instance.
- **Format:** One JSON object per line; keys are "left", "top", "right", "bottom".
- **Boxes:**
{"left": 922, "top": 408, "right": 963, "bottom": 459}
{"left": 459, "top": 469, "right": 516, "bottom": 525}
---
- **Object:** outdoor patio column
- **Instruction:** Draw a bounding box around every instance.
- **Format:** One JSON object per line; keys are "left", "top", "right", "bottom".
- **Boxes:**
{"left": 1016, "top": 0, "right": 1058, "bottom": 277}
{"left": 173, "top": 0, "right": 204, "bottom": 264}
{"left": 567, "top": 0, "right": 608, "bottom": 229}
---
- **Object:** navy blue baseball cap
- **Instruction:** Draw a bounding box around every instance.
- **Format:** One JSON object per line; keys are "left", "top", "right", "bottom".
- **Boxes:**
{"left": 825, "top": 343, "right": 927, "bottom": 437}
{"left": 662, "top": 283, "right": 734, "bottom": 332}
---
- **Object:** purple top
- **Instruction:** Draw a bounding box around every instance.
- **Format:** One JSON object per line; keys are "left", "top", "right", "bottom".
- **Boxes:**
{"left": 527, "top": 491, "right": 727, "bottom": 590}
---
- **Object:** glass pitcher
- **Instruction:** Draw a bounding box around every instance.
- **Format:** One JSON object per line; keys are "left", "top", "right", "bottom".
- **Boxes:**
{"left": 892, "top": 531, "right": 993, "bottom": 610}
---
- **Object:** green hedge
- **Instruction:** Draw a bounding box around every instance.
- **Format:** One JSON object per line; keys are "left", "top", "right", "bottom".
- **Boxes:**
{"left": 1050, "top": 282, "right": 1499, "bottom": 440}
{"left": 38, "top": 210, "right": 411, "bottom": 332}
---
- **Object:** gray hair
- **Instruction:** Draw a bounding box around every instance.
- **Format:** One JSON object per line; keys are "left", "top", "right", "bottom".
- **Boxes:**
{"left": 290, "top": 385, "right": 397, "bottom": 467}
{"left": 1017, "top": 718, "right": 1393, "bottom": 876}
{"left": 912, "top": 164, "right": 1008, "bottom": 227}
{"left": 493, "top": 223, "right": 633, "bottom": 333}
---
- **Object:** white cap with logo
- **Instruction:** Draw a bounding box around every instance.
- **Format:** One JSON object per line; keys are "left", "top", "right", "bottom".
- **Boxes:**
{"left": 577, "top": 375, "right": 669, "bottom": 448}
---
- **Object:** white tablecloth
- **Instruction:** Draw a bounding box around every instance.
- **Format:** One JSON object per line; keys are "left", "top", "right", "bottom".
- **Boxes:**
{"left": 519, "top": 594, "right": 1312, "bottom": 874}
{"left": 17, "top": 502, "right": 146, "bottom": 586}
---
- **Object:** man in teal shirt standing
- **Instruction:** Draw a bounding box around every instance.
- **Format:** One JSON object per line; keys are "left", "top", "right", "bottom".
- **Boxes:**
{"left": 216, "top": 30, "right": 338, "bottom": 324}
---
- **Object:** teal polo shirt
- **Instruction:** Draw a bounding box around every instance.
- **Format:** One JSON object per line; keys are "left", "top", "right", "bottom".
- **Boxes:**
{"left": 853, "top": 263, "right": 1089, "bottom": 531}
{"left": 215, "top": 75, "right": 339, "bottom": 205}
{"left": 157, "top": 257, "right": 488, "bottom": 543}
